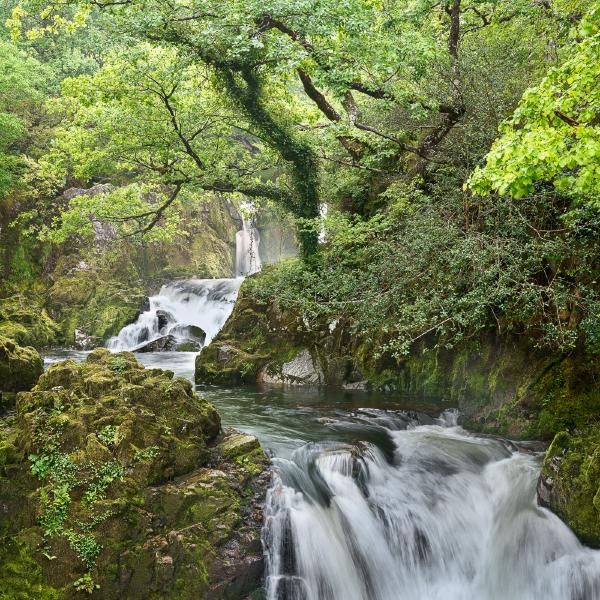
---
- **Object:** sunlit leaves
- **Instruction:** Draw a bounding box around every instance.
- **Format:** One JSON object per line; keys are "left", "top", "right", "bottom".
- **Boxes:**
{"left": 469, "top": 7, "right": 600, "bottom": 203}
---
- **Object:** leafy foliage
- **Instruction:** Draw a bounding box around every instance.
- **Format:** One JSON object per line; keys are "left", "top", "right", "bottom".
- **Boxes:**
{"left": 250, "top": 185, "right": 600, "bottom": 356}
{"left": 469, "top": 7, "right": 600, "bottom": 201}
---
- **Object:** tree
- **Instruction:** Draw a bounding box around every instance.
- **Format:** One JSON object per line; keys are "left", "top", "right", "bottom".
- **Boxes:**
{"left": 0, "top": 40, "right": 50, "bottom": 199}
{"left": 469, "top": 6, "right": 600, "bottom": 203}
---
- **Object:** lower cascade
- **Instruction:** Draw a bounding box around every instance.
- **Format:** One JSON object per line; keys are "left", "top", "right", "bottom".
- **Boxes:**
{"left": 106, "top": 278, "right": 243, "bottom": 351}
{"left": 264, "top": 410, "right": 600, "bottom": 600}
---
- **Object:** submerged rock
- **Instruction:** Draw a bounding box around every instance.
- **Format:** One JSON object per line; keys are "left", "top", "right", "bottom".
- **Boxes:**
{"left": 133, "top": 333, "right": 179, "bottom": 352}
{"left": 538, "top": 427, "right": 600, "bottom": 548}
{"left": 0, "top": 348, "right": 268, "bottom": 598}
{"left": 0, "top": 335, "right": 43, "bottom": 395}
{"left": 133, "top": 332, "right": 204, "bottom": 353}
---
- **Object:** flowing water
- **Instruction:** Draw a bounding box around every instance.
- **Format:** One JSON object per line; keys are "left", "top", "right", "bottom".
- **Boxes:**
{"left": 236, "top": 213, "right": 262, "bottom": 276}
{"left": 106, "top": 278, "right": 242, "bottom": 351}
{"left": 107, "top": 210, "right": 261, "bottom": 352}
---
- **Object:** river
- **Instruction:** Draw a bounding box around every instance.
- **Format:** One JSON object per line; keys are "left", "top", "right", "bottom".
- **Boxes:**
{"left": 44, "top": 349, "right": 600, "bottom": 600}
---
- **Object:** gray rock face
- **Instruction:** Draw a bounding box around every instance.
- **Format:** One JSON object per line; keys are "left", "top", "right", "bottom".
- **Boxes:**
{"left": 260, "top": 349, "right": 324, "bottom": 386}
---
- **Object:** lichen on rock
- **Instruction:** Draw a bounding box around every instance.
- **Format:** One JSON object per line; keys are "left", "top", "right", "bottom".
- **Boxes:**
{"left": 0, "top": 349, "right": 268, "bottom": 598}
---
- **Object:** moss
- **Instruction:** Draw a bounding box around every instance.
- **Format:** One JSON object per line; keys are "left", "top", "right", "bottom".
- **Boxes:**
{"left": 0, "top": 536, "right": 62, "bottom": 599}
{"left": 0, "top": 335, "right": 43, "bottom": 394}
{"left": 48, "top": 274, "right": 145, "bottom": 344}
{"left": 540, "top": 426, "right": 600, "bottom": 547}
{"left": 0, "top": 295, "right": 59, "bottom": 348}
{"left": 0, "top": 350, "right": 267, "bottom": 598}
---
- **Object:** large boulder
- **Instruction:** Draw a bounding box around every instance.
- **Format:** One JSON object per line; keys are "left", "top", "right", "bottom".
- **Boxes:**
{"left": 0, "top": 335, "right": 43, "bottom": 395}
{"left": 0, "top": 348, "right": 268, "bottom": 598}
{"left": 0, "top": 294, "right": 59, "bottom": 348}
{"left": 538, "top": 427, "right": 600, "bottom": 548}
{"left": 259, "top": 349, "right": 324, "bottom": 386}
{"left": 133, "top": 334, "right": 179, "bottom": 352}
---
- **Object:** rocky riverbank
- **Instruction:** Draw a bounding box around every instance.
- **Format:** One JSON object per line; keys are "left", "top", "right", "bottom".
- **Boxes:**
{"left": 0, "top": 349, "right": 268, "bottom": 599}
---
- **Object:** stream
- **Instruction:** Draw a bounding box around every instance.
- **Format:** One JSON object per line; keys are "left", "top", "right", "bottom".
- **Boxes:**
{"left": 44, "top": 349, "right": 600, "bottom": 600}
{"left": 43, "top": 255, "right": 600, "bottom": 600}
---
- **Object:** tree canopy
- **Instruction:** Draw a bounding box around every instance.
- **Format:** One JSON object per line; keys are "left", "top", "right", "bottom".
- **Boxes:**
{"left": 470, "top": 6, "right": 600, "bottom": 203}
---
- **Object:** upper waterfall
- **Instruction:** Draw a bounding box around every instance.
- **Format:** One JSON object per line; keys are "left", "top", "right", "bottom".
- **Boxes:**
{"left": 107, "top": 211, "right": 261, "bottom": 351}
{"left": 236, "top": 214, "right": 262, "bottom": 276}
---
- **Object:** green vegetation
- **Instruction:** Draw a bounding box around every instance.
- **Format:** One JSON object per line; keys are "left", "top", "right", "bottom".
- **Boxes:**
{"left": 1, "top": 0, "right": 600, "bottom": 574}
{"left": 0, "top": 349, "right": 267, "bottom": 596}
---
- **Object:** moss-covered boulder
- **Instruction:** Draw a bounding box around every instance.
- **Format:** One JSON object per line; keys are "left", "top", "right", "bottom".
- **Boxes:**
{"left": 0, "top": 335, "right": 43, "bottom": 396}
{"left": 0, "top": 349, "right": 268, "bottom": 598}
{"left": 195, "top": 272, "right": 331, "bottom": 387}
{"left": 538, "top": 427, "right": 600, "bottom": 547}
{"left": 0, "top": 294, "right": 60, "bottom": 348}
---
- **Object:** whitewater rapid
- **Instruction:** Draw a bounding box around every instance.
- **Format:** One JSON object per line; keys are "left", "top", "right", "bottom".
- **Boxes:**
{"left": 106, "top": 278, "right": 243, "bottom": 351}
{"left": 264, "top": 409, "right": 600, "bottom": 600}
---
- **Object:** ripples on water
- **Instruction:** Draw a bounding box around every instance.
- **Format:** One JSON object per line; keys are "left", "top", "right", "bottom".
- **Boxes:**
{"left": 44, "top": 351, "right": 600, "bottom": 600}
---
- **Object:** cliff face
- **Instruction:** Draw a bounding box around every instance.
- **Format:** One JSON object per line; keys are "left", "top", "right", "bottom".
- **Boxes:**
{"left": 42, "top": 194, "right": 241, "bottom": 348}
{"left": 0, "top": 349, "right": 268, "bottom": 599}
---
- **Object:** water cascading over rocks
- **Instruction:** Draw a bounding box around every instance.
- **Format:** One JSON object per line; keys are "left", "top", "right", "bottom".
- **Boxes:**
{"left": 108, "top": 214, "right": 263, "bottom": 353}
{"left": 263, "top": 410, "right": 600, "bottom": 600}
{"left": 106, "top": 278, "right": 244, "bottom": 352}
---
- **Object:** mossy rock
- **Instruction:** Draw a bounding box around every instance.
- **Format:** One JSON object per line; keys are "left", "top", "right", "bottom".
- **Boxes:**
{"left": 48, "top": 274, "right": 146, "bottom": 345}
{"left": 0, "top": 335, "right": 43, "bottom": 395}
{"left": 0, "top": 295, "right": 60, "bottom": 348}
{"left": 0, "top": 349, "right": 268, "bottom": 598}
{"left": 538, "top": 426, "right": 600, "bottom": 547}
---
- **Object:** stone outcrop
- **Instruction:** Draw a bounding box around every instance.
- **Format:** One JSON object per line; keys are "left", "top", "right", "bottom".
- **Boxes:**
{"left": 0, "top": 335, "right": 43, "bottom": 397}
{"left": 538, "top": 427, "right": 600, "bottom": 547}
{"left": 0, "top": 349, "right": 268, "bottom": 598}
{"left": 0, "top": 294, "right": 60, "bottom": 348}
{"left": 259, "top": 349, "right": 324, "bottom": 385}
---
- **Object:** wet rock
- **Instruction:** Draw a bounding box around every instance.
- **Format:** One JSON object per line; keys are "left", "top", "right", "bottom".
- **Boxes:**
{"left": 140, "top": 297, "right": 151, "bottom": 313}
{"left": 156, "top": 310, "right": 174, "bottom": 331}
{"left": 134, "top": 334, "right": 179, "bottom": 352}
{"left": 170, "top": 324, "right": 207, "bottom": 350}
{"left": 343, "top": 380, "right": 369, "bottom": 390}
{"left": 174, "top": 340, "right": 203, "bottom": 352}
{"left": 0, "top": 349, "right": 268, "bottom": 598}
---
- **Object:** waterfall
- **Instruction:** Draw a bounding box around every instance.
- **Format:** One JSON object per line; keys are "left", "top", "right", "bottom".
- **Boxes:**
{"left": 107, "top": 208, "right": 263, "bottom": 351}
{"left": 264, "top": 410, "right": 600, "bottom": 600}
{"left": 236, "top": 213, "right": 262, "bottom": 276}
{"left": 106, "top": 278, "right": 242, "bottom": 351}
